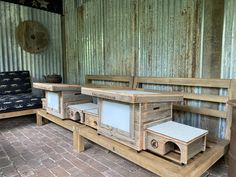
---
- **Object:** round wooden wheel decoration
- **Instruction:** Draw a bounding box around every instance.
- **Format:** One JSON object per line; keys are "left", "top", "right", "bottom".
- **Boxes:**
{"left": 16, "top": 20, "right": 49, "bottom": 53}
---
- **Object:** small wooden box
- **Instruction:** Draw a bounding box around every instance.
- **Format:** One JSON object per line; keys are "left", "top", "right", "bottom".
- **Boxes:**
{"left": 145, "top": 121, "right": 208, "bottom": 164}
{"left": 82, "top": 88, "right": 183, "bottom": 151}
{"left": 67, "top": 103, "right": 97, "bottom": 122}
{"left": 84, "top": 108, "right": 98, "bottom": 129}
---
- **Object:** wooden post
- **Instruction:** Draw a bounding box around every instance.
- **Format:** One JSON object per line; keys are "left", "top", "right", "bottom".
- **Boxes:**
{"left": 73, "top": 127, "right": 85, "bottom": 152}
{"left": 36, "top": 113, "right": 43, "bottom": 126}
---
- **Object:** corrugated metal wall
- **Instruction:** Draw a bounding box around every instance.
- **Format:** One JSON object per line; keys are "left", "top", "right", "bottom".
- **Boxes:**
{"left": 64, "top": 0, "right": 228, "bottom": 139}
{"left": 0, "top": 1, "right": 63, "bottom": 89}
{"left": 64, "top": 0, "right": 205, "bottom": 84}
{"left": 221, "top": 0, "right": 236, "bottom": 79}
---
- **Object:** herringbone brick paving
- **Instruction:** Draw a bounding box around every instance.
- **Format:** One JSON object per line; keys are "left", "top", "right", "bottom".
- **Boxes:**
{"left": 0, "top": 116, "right": 228, "bottom": 177}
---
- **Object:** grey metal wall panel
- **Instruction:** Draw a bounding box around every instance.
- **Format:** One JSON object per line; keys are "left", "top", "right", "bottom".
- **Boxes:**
{"left": 64, "top": 0, "right": 228, "bottom": 139}
{"left": 0, "top": 1, "right": 63, "bottom": 86}
{"left": 221, "top": 0, "right": 236, "bottom": 79}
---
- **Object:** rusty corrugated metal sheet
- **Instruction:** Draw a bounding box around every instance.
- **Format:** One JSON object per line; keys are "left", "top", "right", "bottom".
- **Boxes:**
{"left": 0, "top": 1, "right": 63, "bottom": 89}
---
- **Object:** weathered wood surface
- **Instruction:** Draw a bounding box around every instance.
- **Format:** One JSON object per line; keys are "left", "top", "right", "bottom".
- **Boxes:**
{"left": 133, "top": 77, "right": 231, "bottom": 88}
{"left": 82, "top": 87, "right": 183, "bottom": 103}
{"left": 85, "top": 75, "right": 134, "bottom": 88}
{"left": 0, "top": 109, "right": 41, "bottom": 120}
{"left": 33, "top": 82, "right": 82, "bottom": 91}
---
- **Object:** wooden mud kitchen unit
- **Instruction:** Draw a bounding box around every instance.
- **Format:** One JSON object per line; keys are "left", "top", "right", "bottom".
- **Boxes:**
{"left": 81, "top": 87, "right": 208, "bottom": 164}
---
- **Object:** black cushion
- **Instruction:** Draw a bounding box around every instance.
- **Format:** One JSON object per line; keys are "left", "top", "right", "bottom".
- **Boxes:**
{"left": 0, "top": 71, "right": 32, "bottom": 95}
{"left": 0, "top": 93, "right": 42, "bottom": 113}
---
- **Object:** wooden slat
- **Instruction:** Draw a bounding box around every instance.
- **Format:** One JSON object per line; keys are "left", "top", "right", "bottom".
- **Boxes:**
{"left": 134, "top": 77, "right": 231, "bottom": 88}
{"left": 77, "top": 126, "right": 228, "bottom": 177}
{"left": 135, "top": 88, "right": 228, "bottom": 103}
{"left": 85, "top": 75, "right": 134, "bottom": 88}
{"left": 86, "top": 75, "right": 133, "bottom": 82}
{"left": 0, "top": 109, "right": 41, "bottom": 120}
{"left": 183, "top": 93, "right": 228, "bottom": 103}
{"left": 173, "top": 104, "right": 227, "bottom": 118}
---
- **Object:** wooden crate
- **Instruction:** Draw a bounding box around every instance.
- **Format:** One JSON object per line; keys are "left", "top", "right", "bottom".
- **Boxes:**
{"left": 144, "top": 121, "right": 208, "bottom": 164}
{"left": 82, "top": 88, "right": 183, "bottom": 151}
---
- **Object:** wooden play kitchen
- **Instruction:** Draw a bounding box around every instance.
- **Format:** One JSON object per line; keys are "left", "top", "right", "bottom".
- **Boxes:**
{"left": 81, "top": 87, "right": 208, "bottom": 164}
{"left": 33, "top": 83, "right": 91, "bottom": 119}
{"left": 34, "top": 75, "right": 236, "bottom": 177}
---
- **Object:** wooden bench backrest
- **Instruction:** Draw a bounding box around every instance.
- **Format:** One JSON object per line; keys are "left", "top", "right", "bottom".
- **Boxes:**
{"left": 133, "top": 77, "right": 236, "bottom": 140}
{"left": 85, "top": 75, "right": 134, "bottom": 89}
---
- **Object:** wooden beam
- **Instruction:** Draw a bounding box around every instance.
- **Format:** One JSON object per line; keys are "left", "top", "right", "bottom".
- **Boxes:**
{"left": 0, "top": 109, "right": 41, "bottom": 120}
{"left": 134, "top": 77, "right": 231, "bottom": 88}
{"left": 183, "top": 93, "right": 228, "bottom": 103}
{"left": 173, "top": 104, "right": 227, "bottom": 118}
{"left": 85, "top": 75, "right": 134, "bottom": 88}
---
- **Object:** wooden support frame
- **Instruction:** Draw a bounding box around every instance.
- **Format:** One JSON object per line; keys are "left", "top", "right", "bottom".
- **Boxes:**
{"left": 0, "top": 108, "right": 41, "bottom": 120}
{"left": 36, "top": 109, "right": 85, "bottom": 152}
{"left": 76, "top": 125, "right": 228, "bottom": 177}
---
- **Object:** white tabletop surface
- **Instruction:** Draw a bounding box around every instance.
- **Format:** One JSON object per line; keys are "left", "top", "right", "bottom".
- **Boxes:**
{"left": 68, "top": 103, "right": 97, "bottom": 111}
{"left": 110, "top": 90, "right": 159, "bottom": 95}
{"left": 148, "top": 121, "right": 208, "bottom": 143}
{"left": 84, "top": 108, "right": 98, "bottom": 115}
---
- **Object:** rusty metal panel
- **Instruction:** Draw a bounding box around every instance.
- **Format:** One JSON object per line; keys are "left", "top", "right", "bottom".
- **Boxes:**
{"left": 0, "top": 1, "right": 63, "bottom": 86}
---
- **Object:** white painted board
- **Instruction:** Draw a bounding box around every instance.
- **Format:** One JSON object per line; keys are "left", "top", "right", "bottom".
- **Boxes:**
{"left": 84, "top": 108, "right": 98, "bottom": 115}
{"left": 101, "top": 100, "right": 131, "bottom": 133}
{"left": 110, "top": 90, "right": 159, "bottom": 95}
{"left": 148, "top": 121, "right": 208, "bottom": 143}
{"left": 47, "top": 92, "right": 60, "bottom": 112}
{"left": 68, "top": 103, "right": 97, "bottom": 111}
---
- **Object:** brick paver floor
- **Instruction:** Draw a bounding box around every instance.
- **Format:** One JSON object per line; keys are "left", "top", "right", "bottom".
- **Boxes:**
{"left": 0, "top": 116, "right": 228, "bottom": 177}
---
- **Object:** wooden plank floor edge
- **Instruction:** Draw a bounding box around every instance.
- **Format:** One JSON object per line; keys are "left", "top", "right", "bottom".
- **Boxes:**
{"left": 78, "top": 126, "right": 228, "bottom": 177}
{"left": 0, "top": 108, "right": 41, "bottom": 119}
